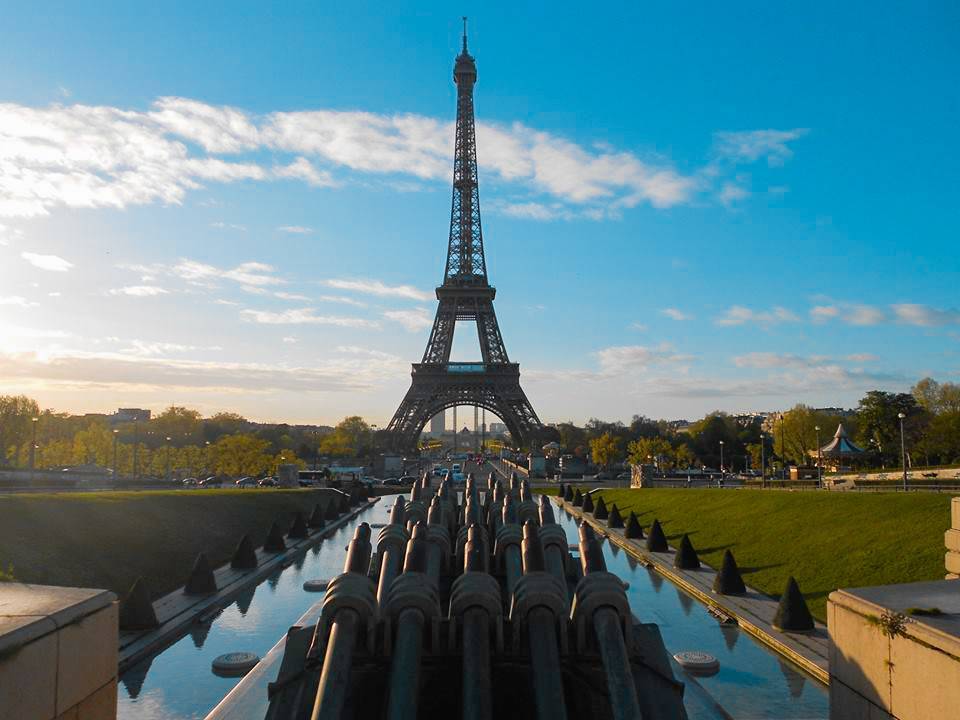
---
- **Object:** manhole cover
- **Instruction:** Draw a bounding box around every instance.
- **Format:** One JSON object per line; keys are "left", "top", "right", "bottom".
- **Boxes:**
{"left": 673, "top": 651, "right": 719, "bottom": 675}
{"left": 303, "top": 578, "right": 330, "bottom": 592}
{"left": 212, "top": 651, "right": 259, "bottom": 676}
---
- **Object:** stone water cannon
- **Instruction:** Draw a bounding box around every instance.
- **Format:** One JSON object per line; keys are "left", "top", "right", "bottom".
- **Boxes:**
{"left": 537, "top": 495, "right": 569, "bottom": 584}
{"left": 376, "top": 496, "right": 410, "bottom": 606}
{"left": 572, "top": 523, "right": 642, "bottom": 720}
{"left": 510, "top": 521, "right": 570, "bottom": 720}
{"left": 383, "top": 522, "right": 442, "bottom": 720}
{"left": 494, "top": 492, "right": 524, "bottom": 595}
{"left": 309, "top": 523, "right": 377, "bottom": 720}
{"left": 437, "top": 479, "right": 459, "bottom": 538}
{"left": 485, "top": 481, "right": 505, "bottom": 538}
{"left": 425, "top": 495, "right": 452, "bottom": 582}
{"left": 448, "top": 524, "right": 503, "bottom": 720}
{"left": 517, "top": 479, "right": 539, "bottom": 526}
{"left": 455, "top": 492, "right": 490, "bottom": 575}
{"left": 405, "top": 480, "right": 429, "bottom": 527}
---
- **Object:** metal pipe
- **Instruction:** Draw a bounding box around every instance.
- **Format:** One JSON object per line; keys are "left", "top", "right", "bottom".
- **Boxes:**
{"left": 386, "top": 607, "right": 426, "bottom": 720}
{"left": 593, "top": 609, "right": 641, "bottom": 720}
{"left": 462, "top": 607, "right": 492, "bottom": 720}
{"left": 376, "top": 546, "right": 403, "bottom": 607}
{"left": 312, "top": 608, "right": 360, "bottom": 720}
{"left": 527, "top": 607, "right": 567, "bottom": 720}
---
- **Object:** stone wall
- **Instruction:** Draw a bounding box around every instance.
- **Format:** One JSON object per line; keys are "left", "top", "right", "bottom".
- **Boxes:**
{"left": 0, "top": 584, "right": 117, "bottom": 720}
{"left": 945, "top": 496, "right": 960, "bottom": 579}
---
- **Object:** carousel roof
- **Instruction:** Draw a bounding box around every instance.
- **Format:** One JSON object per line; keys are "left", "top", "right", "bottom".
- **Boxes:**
{"left": 819, "top": 423, "right": 865, "bottom": 455}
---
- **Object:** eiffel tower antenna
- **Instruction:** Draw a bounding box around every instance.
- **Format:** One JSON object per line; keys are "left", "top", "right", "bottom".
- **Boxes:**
{"left": 386, "top": 26, "right": 543, "bottom": 452}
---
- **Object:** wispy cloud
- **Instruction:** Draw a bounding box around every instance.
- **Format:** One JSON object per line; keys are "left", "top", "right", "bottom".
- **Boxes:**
{"left": 715, "top": 305, "right": 799, "bottom": 328}
{"left": 108, "top": 285, "right": 168, "bottom": 297}
{"left": 274, "top": 157, "right": 336, "bottom": 187}
{"left": 277, "top": 225, "right": 313, "bottom": 234}
{"left": 384, "top": 308, "right": 432, "bottom": 332}
{"left": 594, "top": 343, "right": 692, "bottom": 374}
{"left": 209, "top": 221, "right": 247, "bottom": 231}
{"left": 0, "top": 295, "right": 38, "bottom": 307}
{"left": 172, "top": 259, "right": 282, "bottom": 287}
{"left": 733, "top": 352, "right": 831, "bottom": 369}
{"left": 718, "top": 182, "right": 750, "bottom": 206}
{"left": 847, "top": 353, "right": 879, "bottom": 362}
{"left": 713, "top": 129, "right": 808, "bottom": 167}
{"left": 323, "top": 278, "right": 431, "bottom": 301}
{"left": 240, "top": 307, "right": 378, "bottom": 328}
{"left": 274, "top": 291, "right": 310, "bottom": 301}
{"left": 21, "top": 252, "right": 72, "bottom": 272}
{"left": 892, "top": 303, "right": 960, "bottom": 327}
{"left": 660, "top": 307, "right": 692, "bottom": 321}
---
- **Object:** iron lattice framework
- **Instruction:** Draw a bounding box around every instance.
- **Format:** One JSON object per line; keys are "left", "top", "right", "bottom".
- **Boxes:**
{"left": 386, "top": 24, "right": 542, "bottom": 451}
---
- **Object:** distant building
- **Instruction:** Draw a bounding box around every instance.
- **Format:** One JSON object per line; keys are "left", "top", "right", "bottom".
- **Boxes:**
{"left": 430, "top": 412, "right": 445, "bottom": 436}
{"left": 114, "top": 408, "right": 151, "bottom": 423}
{"left": 488, "top": 422, "right": 507, "bottom": 434}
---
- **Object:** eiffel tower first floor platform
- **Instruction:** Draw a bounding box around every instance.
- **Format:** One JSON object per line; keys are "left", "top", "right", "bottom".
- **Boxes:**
{"left": 386, "top": 362, "right": 542, "bottom": 452}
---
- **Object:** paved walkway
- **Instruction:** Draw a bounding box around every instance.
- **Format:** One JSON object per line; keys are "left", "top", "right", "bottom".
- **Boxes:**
{"left": 554, "top": 496, "right": 830, "bottom": 684}
{"left": 118, "top": 498, "right": 379, "bottom": 673}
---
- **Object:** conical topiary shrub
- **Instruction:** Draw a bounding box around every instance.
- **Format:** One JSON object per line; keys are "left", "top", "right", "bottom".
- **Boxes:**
{"left": 572, "top": 489, "right": 584, "bottom": 507}
{"left": 594, "top": 496, "right": 608, "bottom": 519}
{"left": 557, "top": 483, "right": 565, "bottom": 499}
{"left": 646, "top": 519, "right": 668, "bottom": 552}
{"left": 607, "top": 504, "right": 624, "bottom": 529}
{"left": 263, "top": 521, "right": 287, "bottom": 552}
{"left": 184, "top": 553, "right": 218, "bottom": 595}
{"left": 564, "top": 484, "right": 574, "bottom": 502}
{"left": 325, "top": 498, "right": 340, "bottom": 520}
{"left": 673, "top": 534, "right": 700, "bottom": 570}
{"left": 713, "top": 549, "right": 746, "bottom": 595}
{"left": 231, "top": 534, "right": 258, "bottom": 570}
{"left": 582, "top": 493, "right": 594, "bottom": 513}
{"left": 308, "top": 503, "right": 325, "bottom": 529}
{"left": 119, "top": 577, "right": 158, "bottom": 630}
{"left": 625, "top": 512, "right": 644, "bottom": 539}
{"left": 773, "top": 576, "right": 814, "bottom": 632}
{"left": 288, "top": 511, "right": 309, "bottom": 539}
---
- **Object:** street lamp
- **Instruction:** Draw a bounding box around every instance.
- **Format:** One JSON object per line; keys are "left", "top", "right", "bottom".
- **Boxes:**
{"left": 204, "top": 440, "right": 211, "bottom": 476}
{"left": 165, "top": 436, "right": 172, "bottom": 482}
{"left": 719, "top": 440, "right": 724, "bottom": 474}
{"left": 30, "top": 417, "right": 38, "bottom": 483}
{"left": 815, "top": 425, "right": 821, "bottom": 488}
{"left": 760, "top": 432, "right": 766, "bottom": 489}
{"left": 898, "top": 412, "right": 907, "bottom": 491}
{"left": 779, "top": 412, "right": 786, "bottom": 480}
{"left": 133, "top": 419, "right": 140, "bottom": 481}
{"left": 112, "top": 429, "right": 119, "bottom": 480}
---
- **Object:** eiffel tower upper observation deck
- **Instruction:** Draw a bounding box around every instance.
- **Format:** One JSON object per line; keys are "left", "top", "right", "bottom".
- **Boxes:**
{"left": 386, "top": 21, "right": 543, "bottom": 451}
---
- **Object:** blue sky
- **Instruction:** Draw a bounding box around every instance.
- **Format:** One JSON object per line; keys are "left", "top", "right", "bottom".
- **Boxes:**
{"left": 0, "top": 1, "right": 958, "bottom": 426}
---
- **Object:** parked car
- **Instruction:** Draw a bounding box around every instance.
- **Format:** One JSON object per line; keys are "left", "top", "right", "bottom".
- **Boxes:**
{"left": 258, "top": 476, "right": 277, "bottom": 487}
{"left": 382, "top": 477, "right": 403, "bottom": 486}
{"left": 451, "top": 470, "right": 466, "bottom": 485}
{"left": 360, "top": 476, "right": 379, "bottom": 487}
{"left": 182, "top": 477, "right": 198, "bottom": 487}
{"left": 235, "top": 476, "right": 256, "bottom": 488}
{"left": 199, "top": 476, "right": 222, "bottom": 488}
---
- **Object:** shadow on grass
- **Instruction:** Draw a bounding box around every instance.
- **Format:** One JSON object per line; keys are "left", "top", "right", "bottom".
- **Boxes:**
{"left": 738, "top": 563, "right": 784, "bottom": 575}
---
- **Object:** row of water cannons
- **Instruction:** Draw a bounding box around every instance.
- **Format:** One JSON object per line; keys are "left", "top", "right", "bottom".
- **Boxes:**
{"left": 118, "top": 486, "right": 371, "bottom": 631}
{"left": 276, "top": 471, "right": 656, "bottom": 720}
{"left": 559, "top": 483, "right": 815, "bottom": 633}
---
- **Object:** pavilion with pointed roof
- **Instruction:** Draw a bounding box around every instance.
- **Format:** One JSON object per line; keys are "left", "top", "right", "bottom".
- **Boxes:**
{"left": 810, "top": 423, "right": 866, "bottom": 471}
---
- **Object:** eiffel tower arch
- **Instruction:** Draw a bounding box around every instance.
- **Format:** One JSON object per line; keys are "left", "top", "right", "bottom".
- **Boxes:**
{"left": 386, "top": 23, "right": 543, "bottom": 452}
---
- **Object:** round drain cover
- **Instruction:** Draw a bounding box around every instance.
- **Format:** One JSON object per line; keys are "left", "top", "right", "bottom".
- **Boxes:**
{"left": 212, "top": 652, "right": 259, "bottom": 676}
{"left": 303, "top": 578, "right": 330, "bottom": 592}
{"left": 674, "top": 651, "right": 719, "bottom": 675}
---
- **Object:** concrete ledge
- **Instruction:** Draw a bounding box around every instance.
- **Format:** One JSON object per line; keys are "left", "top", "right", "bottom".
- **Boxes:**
{"left": 118, "top": 497, "right": 379, "bottom": 673}
{"left": 554, "top": 496, "right": 830, "bottom": 684}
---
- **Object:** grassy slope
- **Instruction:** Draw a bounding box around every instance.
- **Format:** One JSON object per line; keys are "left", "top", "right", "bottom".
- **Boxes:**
{"left": 577, "top": 488, "right": 955, "bottom": 622}
{"left": 0, "top": 489, "right": 337, "bottom": 600}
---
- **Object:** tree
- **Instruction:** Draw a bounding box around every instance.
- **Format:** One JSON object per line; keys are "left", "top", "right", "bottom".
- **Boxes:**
{"left": 590, "top": 432, "right": 623, "bottom": 470}
{"left": 912, "top": 377, "right": 960, "bottom": 415}
{"left": 771, "top": 405, "right": 847, "bottom": 466}
{"left": 855, "top": 391, "right": 925, "bottom": 467}
{"left": 626, "top": 437, "right": 673, "bottom": 468}
{"left": 319, "top": 416, "right": 373, "bottom": 458}
{"left": 152, "top": 406, "right": 202, "bottom": 444}
{"left": 0, "top": 395, "right": 40, "bottom": 467}
{"left": 212, "top": 434, "right": 274, "bottom": 477}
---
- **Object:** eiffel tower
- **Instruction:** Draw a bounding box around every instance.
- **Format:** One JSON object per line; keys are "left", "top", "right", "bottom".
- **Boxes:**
{"left": 386, "top": 21, "right": 543, "bottom": 452}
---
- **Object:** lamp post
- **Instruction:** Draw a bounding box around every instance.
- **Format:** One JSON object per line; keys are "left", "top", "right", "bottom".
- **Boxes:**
{"left": 815, "top": 425, "right": 821, "bottom": 488}
{"left": 719, "top": 440, "right": 724, "bottom": 475}
{"left": 112, "top": 429, "right": 119, "bottom": 480}
{"left": 760, "top": 432, "right": 766, "bottom": 489}
{"left": 898, "top": 412, "right": 907, "bottom": 491}
{"left": 204, "top": 440, "right": 211, "bottom": 477}
{"left": 30, "top": 416, "right": 38, "bottom": 483}
{"left": 132, "top": 419, "right": 139, "bottom": 481}
{"left": 165, "top": 436, "right": 172, "bottom": 482}
{"left": 779, "top": 412, "right": 787, "bottom": 480}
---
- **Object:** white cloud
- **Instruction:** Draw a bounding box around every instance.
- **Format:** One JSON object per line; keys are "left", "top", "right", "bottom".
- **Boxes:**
{"left": 240, "top": 307, "right": 378, "bottom": 328}
{"left": 209, "top": 221, "right": 247, "bottom": 231}
{"left": 716, "top": 305, "right": 799, "bottom": 328}
{"left": 384, "top": 308, "right": 433, "bottom": 332}
{"left": 21, "top": 252, "right": 72, "bottom": 272}
{"left": 810, "top": 305, "right": 839, "bottom": 323}
{"left": 810, "top": 303, "right": 884, "bottom": 326}
{"left": 847, "top": 353, "right": 879, "bottom": 362}
{"left": 660, "top": 307, "right": 692, "bottom": 321}
{"left": 714, "top": 129, "right": 808, "bottom": 166}
{"left": 274, "top": 157, "right": 336, "bottom": 187}
{"left": 733, "top": 352, "right": 830, "bottom": 369}
{"left": 282, "top": 336, "right": 298, "bottom": 344}
{"left": 274, "top": 291, "right": 310, "bottom": 301}
{"left": 892, "top": 303, "right": 960, "bottom": 327}
{"left": 718, "top": 182, "right": 750, "bottom": 206}
{"left": 108, "top": 285, "right": 168, "bottom": 297}
{"left": 594, "top": 343, "right": 692, "bottom": 374}
{"left": 323, "top": 278, "right": 431, "bottom": 301}
{"left": 277, "top": 225, "right": 313, "bottom": 234}
{"left": 0, "top": 295, "right": 37, "bottom": 307}
{"left": 317, "top": 295, "right": 367, "bottom": 307}
{"left": 172, "top": 259, "right": 282, "bottom": 287}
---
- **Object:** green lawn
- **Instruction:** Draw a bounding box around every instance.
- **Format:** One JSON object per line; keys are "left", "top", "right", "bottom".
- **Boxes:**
{"left": 0, "top": 488, "right": 338, "bottom": 600}
{"left": 572, "top": 488, "right": 955, "bottom": 622}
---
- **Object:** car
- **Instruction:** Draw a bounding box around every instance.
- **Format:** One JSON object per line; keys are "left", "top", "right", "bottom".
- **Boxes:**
{"left": 451, "top": 470, "right": 466, "bottom": 485}
{"left": 432, "top": 465, "right": 444, "bottom": 477}
{"left": 439, "top": 468, "right": 449, "bottom": 478}
{"left": 381, "top": 477, "right": 404, "bottom": 487}
{"left": 258, "top": 476, "right": 277, "bottom": 487}
{"left": 199, "top": 476, "right": 222, "bottom": 488}
{"left": 182, "top": 477, "right": 198, "bottom": 487}
{"left": 235, "top": 476, "right": 256, "bottom": 488}
{"left": 451, "top": 463, "right": 462, "bottom": 474}
{"left": 360, "top": 476, "right": 379, "bottom": 487}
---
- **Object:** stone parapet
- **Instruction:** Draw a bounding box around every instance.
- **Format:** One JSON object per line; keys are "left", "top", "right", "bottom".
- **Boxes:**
{"left": 0, "top": 583, "right": 118, "bottom": 720}
{"left": 828, "top": 580, "right": 960, "bottom": 720}
{"left": 947, "top": 497, "right": 960, "bottom": 580}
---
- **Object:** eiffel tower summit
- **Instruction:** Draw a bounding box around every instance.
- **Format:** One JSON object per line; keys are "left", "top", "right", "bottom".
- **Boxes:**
{"left": 386, "top": 21, "right": 543, "bottom": 452}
